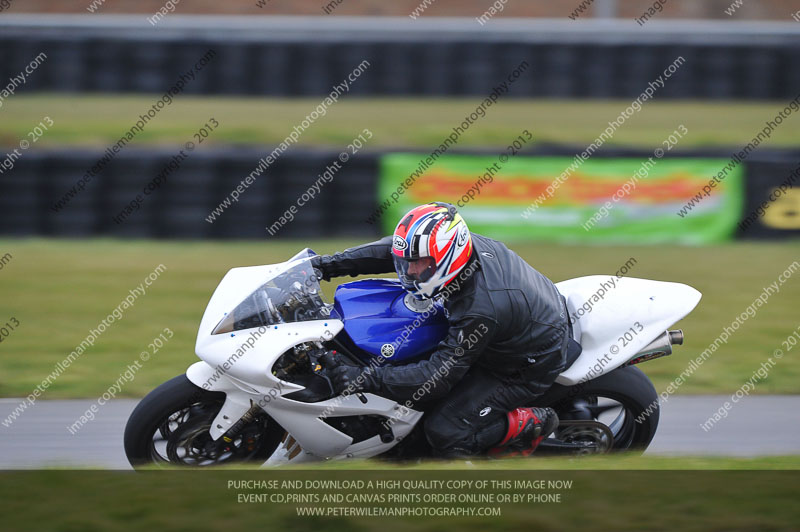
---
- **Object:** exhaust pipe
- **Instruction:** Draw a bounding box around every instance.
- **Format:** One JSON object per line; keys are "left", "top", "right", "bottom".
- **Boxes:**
{"left": 623, "top": 329, "right": 683, "bottom": 367}
{"left": 668, "top": 330, "right": 684, "bottom": 345}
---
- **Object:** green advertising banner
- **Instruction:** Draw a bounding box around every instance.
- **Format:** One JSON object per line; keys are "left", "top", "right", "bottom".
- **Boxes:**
{"left": 378, "top": 153, "right": 744, "bottom": 244}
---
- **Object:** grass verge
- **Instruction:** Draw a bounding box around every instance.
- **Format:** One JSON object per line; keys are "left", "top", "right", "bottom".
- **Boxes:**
{"left": 2, "top": 96, "right": 798, "bottom": 150}
{"left": 0, "top": 238, "right": 798, "bottom": 398}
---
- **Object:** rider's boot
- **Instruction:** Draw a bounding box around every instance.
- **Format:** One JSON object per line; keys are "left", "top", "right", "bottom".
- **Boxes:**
{"left": 488, "top": 407, "right": 558, "bottom": 457}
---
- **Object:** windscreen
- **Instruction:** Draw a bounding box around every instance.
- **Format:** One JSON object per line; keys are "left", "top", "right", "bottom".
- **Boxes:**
{"left": 212, "top": 251, "right": 329, "bottom": 334}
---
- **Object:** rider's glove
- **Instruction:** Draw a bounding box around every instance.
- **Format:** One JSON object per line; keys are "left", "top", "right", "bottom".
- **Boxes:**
{"left": 323, "top": 354, "right": 378, "bottom": 395}
{"left": 309, "top": 256, "right": 330, "bottom": 282}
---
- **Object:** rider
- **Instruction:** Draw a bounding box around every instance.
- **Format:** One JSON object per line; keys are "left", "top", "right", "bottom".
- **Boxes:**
{"left": 313, "top": 202, "right": 577, "bottom": 457}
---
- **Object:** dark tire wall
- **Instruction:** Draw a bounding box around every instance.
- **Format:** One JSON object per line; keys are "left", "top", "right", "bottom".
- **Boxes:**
{"left": 538, "top": 365, "right": 660, "bottom": 450}
{"left": 123, "top": 374, "right": 224, "bottom": 466}
{"left": 2, "top": 147, "right": 798, "bottom": 239}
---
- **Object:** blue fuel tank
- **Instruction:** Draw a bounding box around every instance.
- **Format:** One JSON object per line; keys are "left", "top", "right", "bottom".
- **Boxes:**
{"left": 332, "top": 278, "right": 448, "bottom": 363}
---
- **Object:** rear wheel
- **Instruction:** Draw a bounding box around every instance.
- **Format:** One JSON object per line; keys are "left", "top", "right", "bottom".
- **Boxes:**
{"left": 124, "top": 375, "right": 284, "bottom": 468}
{"left": 540, "top": 366, "right": 660, "bottom": 453}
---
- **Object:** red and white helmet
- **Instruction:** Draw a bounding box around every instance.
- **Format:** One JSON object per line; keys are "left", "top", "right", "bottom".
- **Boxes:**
{"left": 391, "top": 202, "right": 473, "bottom": 299}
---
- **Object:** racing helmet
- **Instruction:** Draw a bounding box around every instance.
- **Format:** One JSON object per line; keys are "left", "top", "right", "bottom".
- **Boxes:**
{"left": 391, "top": 202, "right": 473, "bottom": 299}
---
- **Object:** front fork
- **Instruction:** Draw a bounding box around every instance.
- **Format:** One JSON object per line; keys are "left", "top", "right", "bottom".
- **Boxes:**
{"left": 217, "top": 401, "right": 266, "bottom": 444}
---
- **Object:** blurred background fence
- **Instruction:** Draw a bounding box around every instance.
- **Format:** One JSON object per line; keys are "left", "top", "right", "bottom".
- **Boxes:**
{"left": 1, "top": 17, "right": 799, "bottom": 99}
{"left": 2, "top": 147, "right": 799, "bottom": 240}
{"left": 1, "top": 10, "right": 798, "bottom": 243}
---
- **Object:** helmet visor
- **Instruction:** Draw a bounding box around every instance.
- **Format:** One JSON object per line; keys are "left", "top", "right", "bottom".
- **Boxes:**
{"left": 393, "top": 255, "right": 437, "bottom": 286}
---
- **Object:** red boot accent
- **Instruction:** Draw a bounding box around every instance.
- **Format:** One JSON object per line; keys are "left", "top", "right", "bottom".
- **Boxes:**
{"left": 488, "top": 407, "right": 542, "bottom": 457}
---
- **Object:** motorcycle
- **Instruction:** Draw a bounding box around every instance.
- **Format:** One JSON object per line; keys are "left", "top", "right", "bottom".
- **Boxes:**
{"left": 124, "top": 249, "right": 701, "bottom": 467}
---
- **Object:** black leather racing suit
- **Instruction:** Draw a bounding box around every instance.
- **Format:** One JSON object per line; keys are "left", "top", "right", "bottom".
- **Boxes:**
{"left": 314, "top": 233, "right": 571, "bottom": 456}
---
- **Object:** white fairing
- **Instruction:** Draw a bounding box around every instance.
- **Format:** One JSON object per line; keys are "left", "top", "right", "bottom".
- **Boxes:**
{"left": 194, "top": 261, "right": 336, "bottom": 388}
{"left": 185, "top": 257, "right": 700, "bottom": 465}
{"left": 188, "top": 258, "right": 423, "bottom": 464}
{"left": 555, "top": 276, "right": 702, "bottom": 385}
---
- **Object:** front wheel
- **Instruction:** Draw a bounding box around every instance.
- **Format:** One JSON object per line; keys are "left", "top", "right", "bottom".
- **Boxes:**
{"left": 124, "top": 374, "right": 284, "bottom": 468}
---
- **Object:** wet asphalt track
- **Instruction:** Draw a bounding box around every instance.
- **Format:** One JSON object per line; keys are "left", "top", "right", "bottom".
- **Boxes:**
{"left": 1, "top": 396, "right": 799, "bottom": 469}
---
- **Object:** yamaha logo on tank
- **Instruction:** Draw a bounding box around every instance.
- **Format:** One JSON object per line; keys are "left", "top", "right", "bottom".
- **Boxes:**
{"left": 380, "top": 344, "right": 395, "bottom": 358}
{"left": 392, "top": 235, "right": 408, "bottom": 251}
